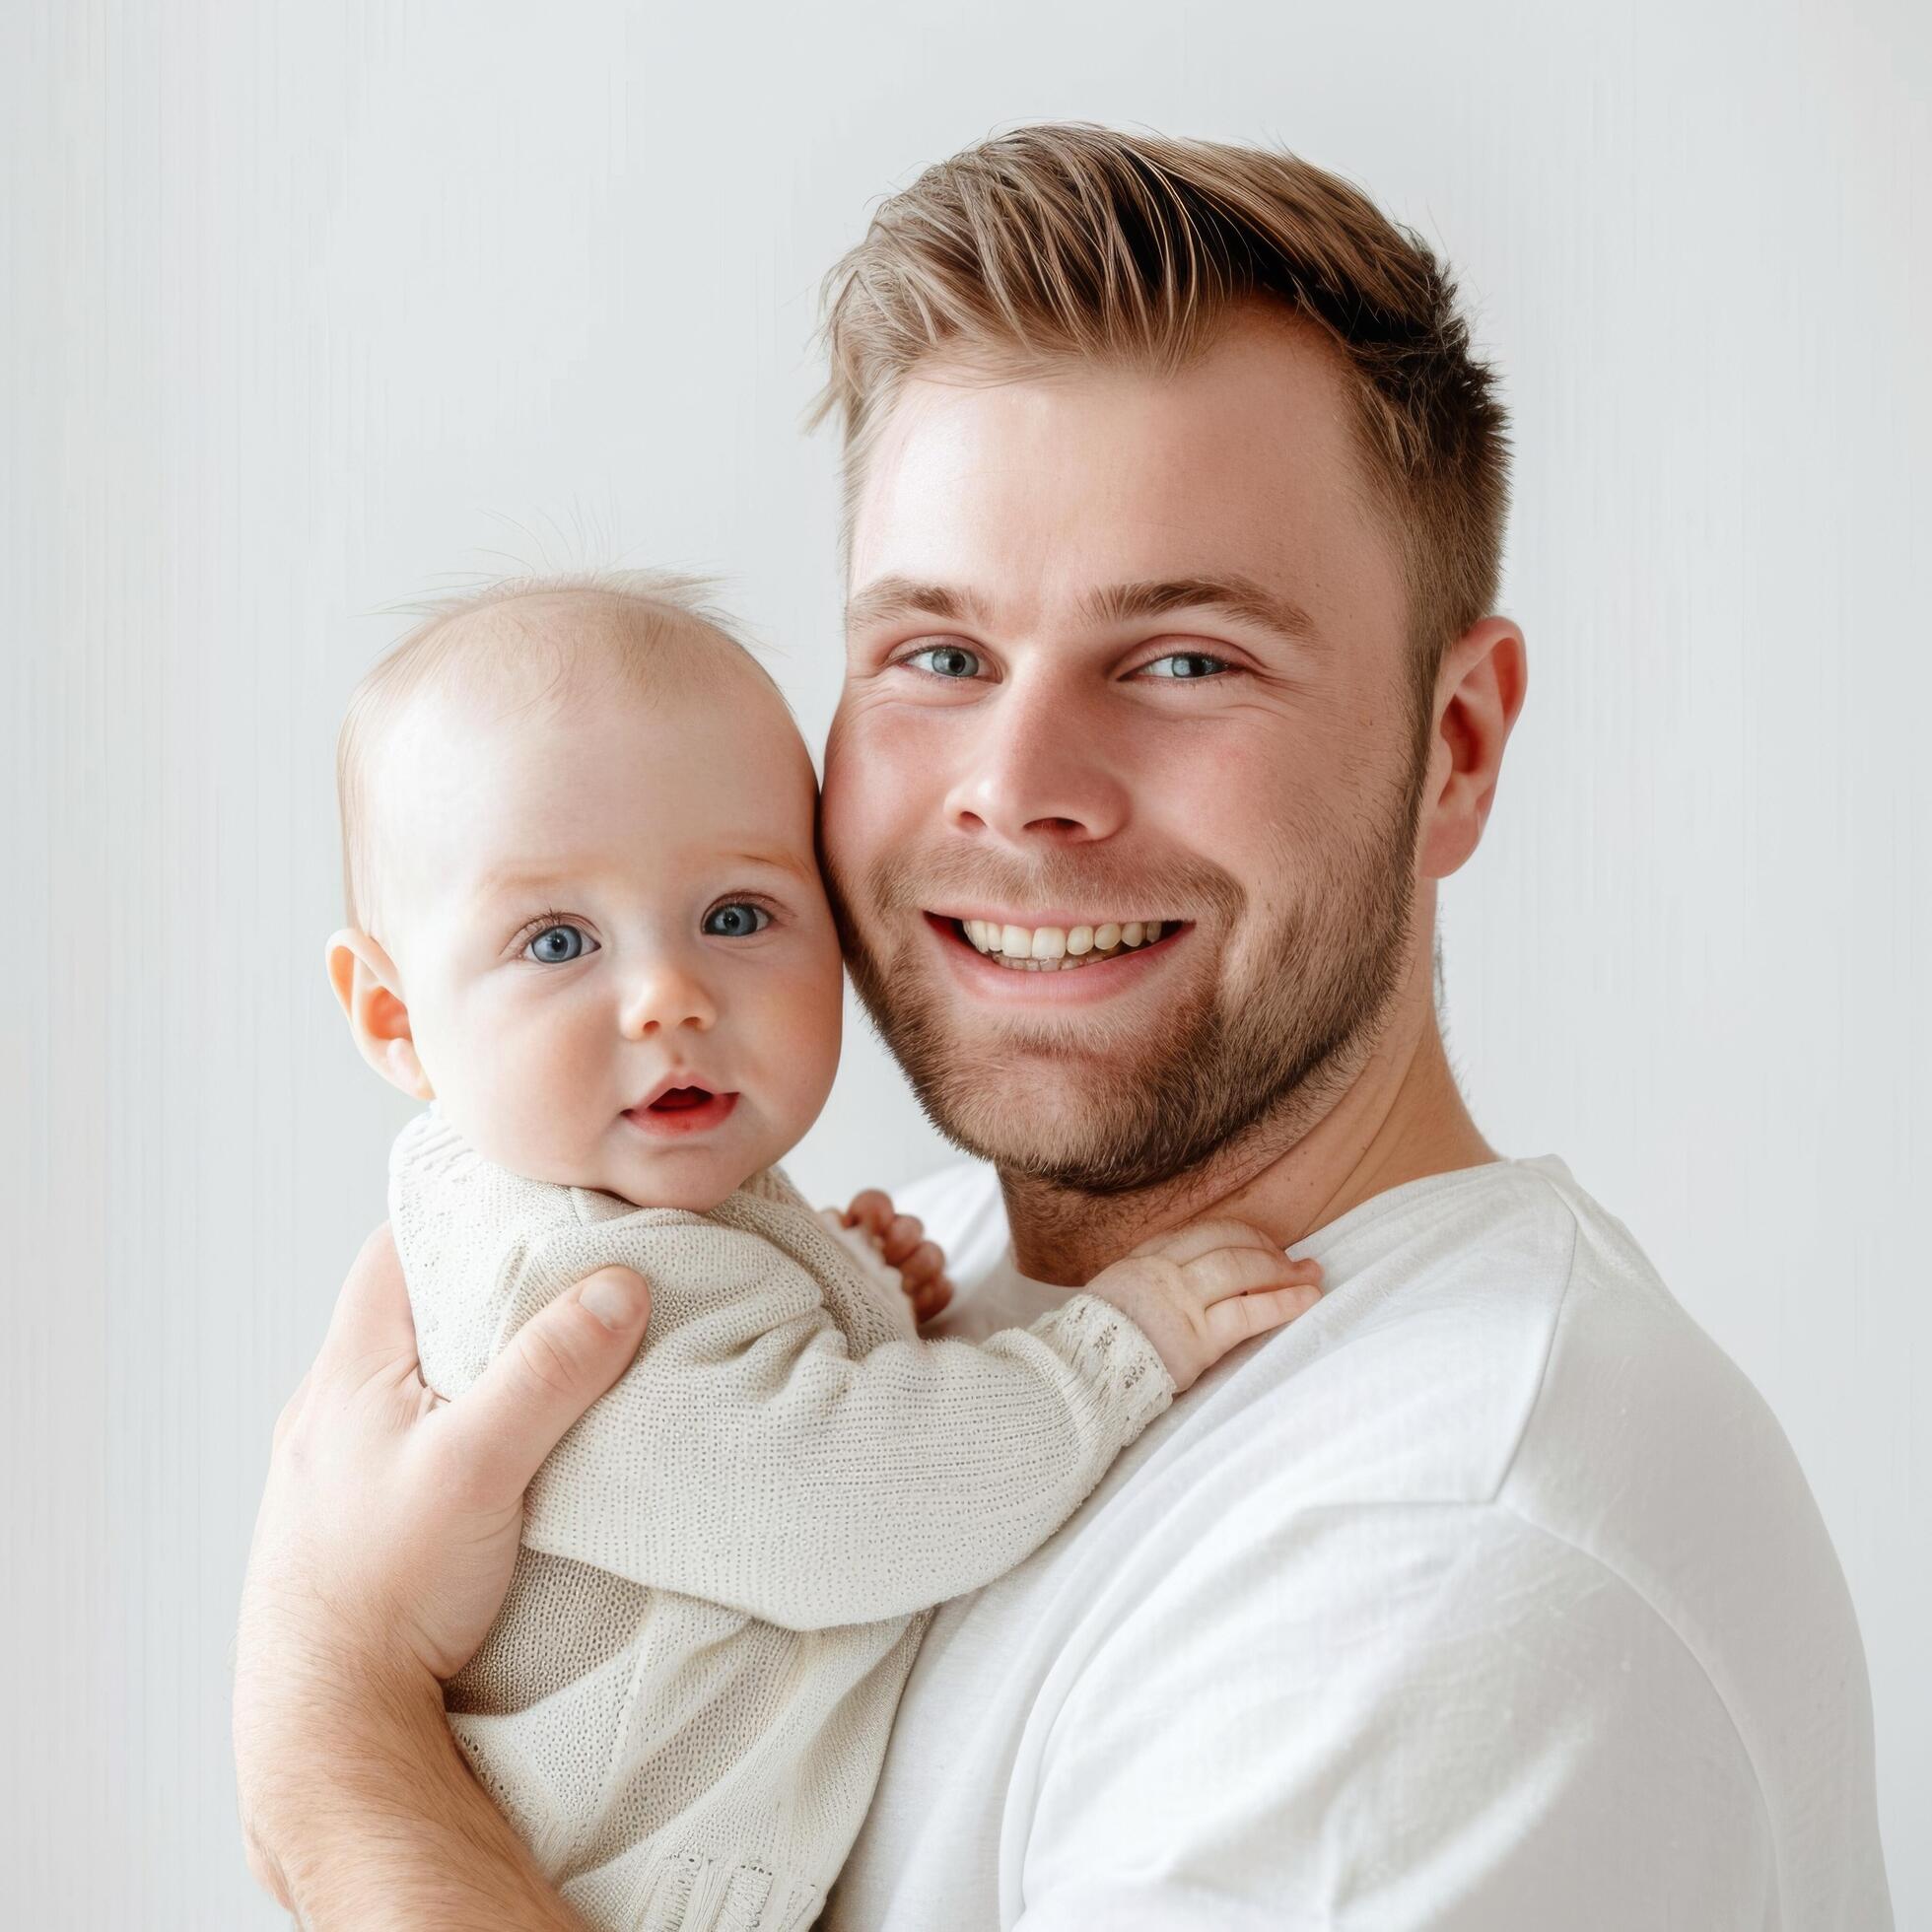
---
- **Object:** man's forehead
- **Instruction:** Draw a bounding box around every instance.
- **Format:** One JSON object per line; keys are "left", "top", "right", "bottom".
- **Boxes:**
{"left": 844, "top": 321, "right": 1392, "bottom": 640}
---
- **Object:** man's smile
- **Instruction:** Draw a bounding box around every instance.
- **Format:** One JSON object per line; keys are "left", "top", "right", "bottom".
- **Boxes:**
{"left": 922, "top": 910, "right": 1189, "bottom": 992}
{"left": 953, "top": 914, "right": 1175, "bottom": 968}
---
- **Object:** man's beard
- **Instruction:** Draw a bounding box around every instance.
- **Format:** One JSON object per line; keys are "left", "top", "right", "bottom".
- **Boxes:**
{"left": 822, "top": 747, "right": 1428, "bottom": 1199}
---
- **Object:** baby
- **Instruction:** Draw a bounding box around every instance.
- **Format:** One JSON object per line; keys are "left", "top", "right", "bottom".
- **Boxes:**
{"left": 325, "top": 574, "right": 1321, "bottom": 1930}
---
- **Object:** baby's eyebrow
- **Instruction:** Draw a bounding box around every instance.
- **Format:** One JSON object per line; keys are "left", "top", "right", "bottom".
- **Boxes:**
{"left": 724, "top": 848, "right": 820, "bottom": 884}
{"left": 472, "top": 863, "right": 569, "bottom": 900}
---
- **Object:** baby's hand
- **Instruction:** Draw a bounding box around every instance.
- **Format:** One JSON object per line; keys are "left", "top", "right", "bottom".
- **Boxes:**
{"left": 1086, "top": 1219, "right": 1323, "bottom": 1394}
{"left": 843, "top": 1189, "right": 953, "bottom": 1326}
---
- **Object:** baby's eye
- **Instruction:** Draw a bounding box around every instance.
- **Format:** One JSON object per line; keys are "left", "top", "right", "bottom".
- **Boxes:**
{"left": 525, "top": 924, "right": 596, "bottom": 964}
{"left": 703, "top": 902, "right": 772, "bottom": 939}
{"left": 903, "top": 643, "right": 984, "bottom": 680}
{"left": 1138, "top": 651, "right": 1232, "bottom": 680}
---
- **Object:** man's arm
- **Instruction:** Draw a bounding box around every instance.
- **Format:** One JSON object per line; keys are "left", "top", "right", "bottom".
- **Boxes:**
{"left": 233, "top": 1225, "right": 651, "bottom": 1927}
{"left": 239, "top": 1639, "right": 581, "bottom": 1929}
{"left": 1009, "top": 1500, "right": 1774, "bottom": 1930}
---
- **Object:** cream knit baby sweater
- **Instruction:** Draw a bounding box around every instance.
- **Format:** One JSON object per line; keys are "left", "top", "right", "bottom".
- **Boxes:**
{"left": 389, "top": 1109, "right": 1174, "bottom": 1932}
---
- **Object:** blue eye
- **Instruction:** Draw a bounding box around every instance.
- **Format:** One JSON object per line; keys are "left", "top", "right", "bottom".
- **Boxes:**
{"left": 1139, "top": 652, "right": 1231, "bottom": 680}
{"left": 904, "top": 644, "right": 984, "bottom": 679}
{"left": 525, "top": 924, "right": 595, "bottom": 964}
{"left": 703, "top": 902, "right": 772, "bottom": 938}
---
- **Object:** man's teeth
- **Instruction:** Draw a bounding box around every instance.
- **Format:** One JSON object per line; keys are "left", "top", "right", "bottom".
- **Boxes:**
{"left": 958, "top": 918, "right": 1171, "bottom": 970}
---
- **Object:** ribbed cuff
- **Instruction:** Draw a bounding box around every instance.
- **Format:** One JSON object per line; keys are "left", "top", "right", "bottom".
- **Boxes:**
{"left": 1039, "top": 1291, "right": 1176, "bottom": 1440}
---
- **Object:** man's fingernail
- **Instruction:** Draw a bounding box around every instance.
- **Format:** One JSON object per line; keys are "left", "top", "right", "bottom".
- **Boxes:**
{"left": 581, "top": 1272, "right": 645, "bottom": 1330}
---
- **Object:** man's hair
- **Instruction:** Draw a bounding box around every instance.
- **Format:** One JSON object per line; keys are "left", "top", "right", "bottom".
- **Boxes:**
{"left": 334, "top": 569, "right": 772, "bottom": 934}
{"left": 813, "top": 122, "right": 1510, "bottom": 704}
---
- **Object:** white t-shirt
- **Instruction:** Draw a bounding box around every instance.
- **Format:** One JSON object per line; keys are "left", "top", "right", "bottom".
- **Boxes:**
{"left": 823, "top": 1155, "right": 1891, "bottom": 1930}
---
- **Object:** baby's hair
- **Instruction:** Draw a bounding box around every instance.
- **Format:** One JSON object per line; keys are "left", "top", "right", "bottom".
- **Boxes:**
{"left": 335, "top": 568, "right": 786, "bottom": 936}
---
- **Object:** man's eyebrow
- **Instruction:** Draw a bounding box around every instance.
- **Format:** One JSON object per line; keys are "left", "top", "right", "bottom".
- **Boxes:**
{"left": 845, "top": 573, "right": 1323, "bottom": 649}
{"left": 845, "top": 577, "right": 994, "bottom": 635}
{"left": 1080, "top": 576, "right": 1324, "bottom": 648}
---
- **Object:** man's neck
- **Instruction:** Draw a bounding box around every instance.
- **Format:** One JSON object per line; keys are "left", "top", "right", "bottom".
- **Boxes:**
{"left": 998, "top": 971, "right": 1496, "bottom": 1285}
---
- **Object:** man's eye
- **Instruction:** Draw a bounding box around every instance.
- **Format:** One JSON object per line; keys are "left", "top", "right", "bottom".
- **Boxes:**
{"left": 703, "top": 902, "right": 772, "bottom": 938}
{"left": 903, "top": 643, "right": 984, "bottom": 679}
{"left": 525, "top": 924, "right": 596, "bottom": 963}
{"left": 1138, "top": 652, "right": 1232, "bottom": 680}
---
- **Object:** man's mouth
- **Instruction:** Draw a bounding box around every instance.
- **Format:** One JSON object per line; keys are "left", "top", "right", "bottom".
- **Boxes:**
{"left": 940, "top": 915, "right": 1180, "bottom": 973}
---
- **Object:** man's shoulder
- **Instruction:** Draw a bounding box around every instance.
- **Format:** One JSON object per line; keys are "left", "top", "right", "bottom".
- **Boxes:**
{"left": 1191, "top": 1158, "right": 1830, "bottom": 1553}
{"left": 1046, "top": 1159, "right": 1885, "bottom": 1922}
{"left": 895, "top": 1151, "right": 1830, "bottom": 1561}
{"left": 1194, "top": 1156, "right": 1621, "bottom": 1509}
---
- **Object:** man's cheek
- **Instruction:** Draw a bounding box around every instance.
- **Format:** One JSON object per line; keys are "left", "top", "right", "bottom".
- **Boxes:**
{"left": 832, "top": 717, "right": 932, "bottom": 837}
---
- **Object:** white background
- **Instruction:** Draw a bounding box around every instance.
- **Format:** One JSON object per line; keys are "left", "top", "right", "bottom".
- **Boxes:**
{"left": 6, "top": 1, "right": 1926, "bottom": 1922}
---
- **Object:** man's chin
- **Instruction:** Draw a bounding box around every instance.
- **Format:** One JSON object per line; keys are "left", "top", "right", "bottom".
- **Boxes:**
{"left": 916, "top": 1076, "right": 1110, "bottom": 1175}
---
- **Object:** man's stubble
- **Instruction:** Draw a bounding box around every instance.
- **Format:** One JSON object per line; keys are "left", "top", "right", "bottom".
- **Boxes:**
{"left": 820, "top": 717, "right": 1432, "bottom": 1202}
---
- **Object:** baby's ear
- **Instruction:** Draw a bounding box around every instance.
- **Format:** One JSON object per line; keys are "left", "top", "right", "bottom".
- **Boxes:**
{"left": 325, "top": 929, "right": 434, "bottom": 1101}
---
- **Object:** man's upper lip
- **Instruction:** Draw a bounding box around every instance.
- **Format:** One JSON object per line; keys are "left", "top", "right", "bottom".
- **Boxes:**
{"left": 928, "top": 907, "right": 1183, "bottom": 929}
{"left": 627, "top": 1074, "right": 723, "bottom": 1112}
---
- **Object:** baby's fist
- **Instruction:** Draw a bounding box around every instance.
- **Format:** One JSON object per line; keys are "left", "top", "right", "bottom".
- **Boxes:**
{"left": 843, "top": 1189, "right": 953, "bottom": 1326}
{"left": 1087, "top": 1218, "right": 1322, "bottom": 1393}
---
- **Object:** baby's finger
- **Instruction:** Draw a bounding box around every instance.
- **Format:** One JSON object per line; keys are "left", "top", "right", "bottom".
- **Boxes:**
{"left": 913, "top": 1277, "right": 953, "bottom": 1324}
{"left": 844, "top": 1189, "right": 895, "bottom": 1238}
{"left": 1202, "top": 1282, "right": 1321, "bottom": 1351}
{"left": 879, "top": 1213, "right": 926, "bottom": 1267}
{"left": 897, "top": 1239, "right": 946, "bottom": 1289}
{"left": 1181, "top": 1243, "right": 1313, "bottom": 1305}
{"left": 1131, "top": 1217, "right": 1280, "bottom": 1267}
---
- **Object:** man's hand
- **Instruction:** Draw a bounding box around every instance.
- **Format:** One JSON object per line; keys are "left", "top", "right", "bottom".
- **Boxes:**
{"left": 232, "top": 1222, "right": 650, "bottom": 1915}
{"left": 842, "top": 1188, "right": 953, "bottom": 1325}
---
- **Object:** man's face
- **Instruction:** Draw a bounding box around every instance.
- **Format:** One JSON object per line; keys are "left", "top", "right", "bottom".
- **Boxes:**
{"left": 820, "top": 310, "right": 1432, "bottom": 1195}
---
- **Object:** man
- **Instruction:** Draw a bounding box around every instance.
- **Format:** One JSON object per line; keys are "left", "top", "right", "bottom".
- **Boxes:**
{"left": 235, "top": 125, "right": 1891, "bottom": 1926}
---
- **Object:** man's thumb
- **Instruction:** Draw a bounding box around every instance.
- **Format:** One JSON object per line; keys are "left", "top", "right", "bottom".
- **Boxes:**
{"left": 442, "top": 1268, "right": 651, "bottom": 1501}
{"left": 576, "top": 1267, "right": 651, "bottom": 1334}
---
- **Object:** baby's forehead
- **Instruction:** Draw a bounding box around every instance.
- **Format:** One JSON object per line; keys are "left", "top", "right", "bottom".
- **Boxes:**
{"left": 396, "top": 589, "right": 797, "bottom": 747}
{"left": 368, "top": 598, "right": 814, "bottom": 871}
{"left": 442, "top": 586, "right": 762, "bottom": 696}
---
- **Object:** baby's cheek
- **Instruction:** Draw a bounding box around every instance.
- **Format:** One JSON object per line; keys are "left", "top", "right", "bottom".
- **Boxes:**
{"left": 756, "top": 980, "right": 844, "bottom": 1147}
{"left": 456, "top": 1020, "right": 613, "bottom": 1185}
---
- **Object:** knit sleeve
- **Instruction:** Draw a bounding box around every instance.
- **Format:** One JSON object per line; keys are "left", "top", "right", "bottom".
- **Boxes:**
{"left": 507, "top": 1212, "right": 1176, "bottom": 1631}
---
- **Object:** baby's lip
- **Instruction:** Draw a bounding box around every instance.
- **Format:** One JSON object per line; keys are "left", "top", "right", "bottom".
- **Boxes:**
{"left": 620, "top": 1085, "right": 739, "bottom": 1140}
{"left": 628, "top": 1073, "right": 729, "bottom": 1114}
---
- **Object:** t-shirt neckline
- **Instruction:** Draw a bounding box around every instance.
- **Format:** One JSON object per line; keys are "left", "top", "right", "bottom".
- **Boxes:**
{"left": 993, "top": 1153, "right": 1568, "bottom": 1295}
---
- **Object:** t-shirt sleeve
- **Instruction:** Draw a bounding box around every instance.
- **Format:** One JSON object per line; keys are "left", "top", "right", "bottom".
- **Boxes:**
{"left": 1011, "top": 1499, "right": 1776, "bottom": 1930}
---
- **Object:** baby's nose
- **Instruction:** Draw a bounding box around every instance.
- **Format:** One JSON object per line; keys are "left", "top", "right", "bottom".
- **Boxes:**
{"left": 618, "top": 961, "right": 718, "bottom": 1036}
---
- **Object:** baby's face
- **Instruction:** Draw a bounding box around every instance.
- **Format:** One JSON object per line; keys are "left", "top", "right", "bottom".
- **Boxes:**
{"left": 375, "top": 657, "right": 844, "bottom": 1210}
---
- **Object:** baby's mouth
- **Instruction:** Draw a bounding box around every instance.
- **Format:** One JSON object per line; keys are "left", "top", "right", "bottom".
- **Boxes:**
{"left": 622, "top": 1085, "right": 739, "bottom": 1137}
{"left": 648, "top": 1086, "right": 717, "bottom": 1112}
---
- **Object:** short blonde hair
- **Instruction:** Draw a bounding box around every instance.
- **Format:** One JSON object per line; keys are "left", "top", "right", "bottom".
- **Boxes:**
{"left": 334, "top": 570, "right": 774, "bottom": 933}
{"left": 813, "top": 122, "right": 1510, "bottom": 699}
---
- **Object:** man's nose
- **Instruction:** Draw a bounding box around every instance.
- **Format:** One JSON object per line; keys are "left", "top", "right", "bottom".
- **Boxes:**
{"left": 941, "top": 676, "right": 1130, "bottom": 846}
{"left": 617, "top": 957, "right": 718, "bottom": 1039}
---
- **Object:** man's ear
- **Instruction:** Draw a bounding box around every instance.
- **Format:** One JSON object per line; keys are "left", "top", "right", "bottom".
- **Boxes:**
{"left": 325, "top": 929, "right": 434, "bottom": 1101}
{"left": 1416, "top": 615, "right": 1529, "bottom": 882}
